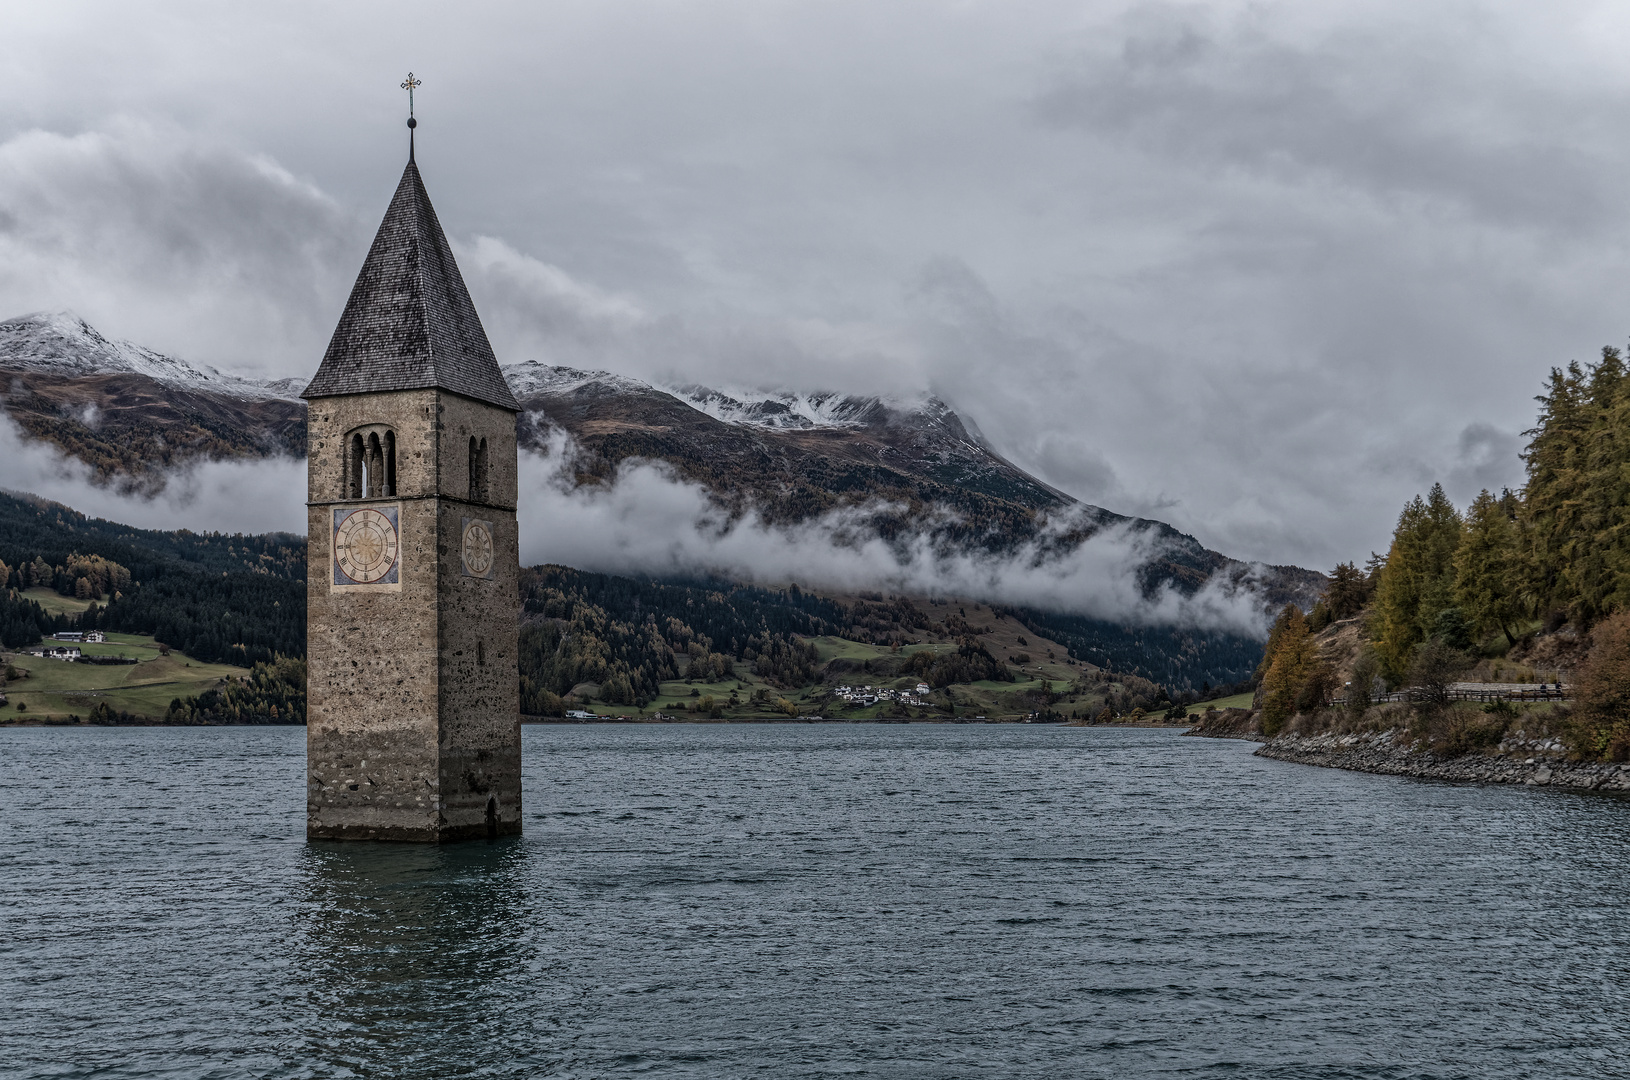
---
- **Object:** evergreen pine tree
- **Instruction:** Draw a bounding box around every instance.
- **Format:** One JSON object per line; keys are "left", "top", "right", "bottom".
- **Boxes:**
{"left": 1519, "top": 361, "right": 1589, "bottom": 619}
{"left": 1455, "top": 489, "right": 1523, "bottom": 647}
{"left": 1260, "top": 606, "right": 1315, "bottom": 736}
{"left": 1325, "top": 562, "right": 1370, "bottom": 621}
{"left": 1372, "top": 484, "right": 1463, "bottom": 680}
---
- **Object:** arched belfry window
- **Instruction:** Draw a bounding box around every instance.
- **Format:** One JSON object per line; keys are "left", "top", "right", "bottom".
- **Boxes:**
{"left": 384, "top": 431, "right": 397, "bottom": 496}
{"left": 469, "top": 436, "right": 489, "bottom": 503}
{"left": 366, "top": 433, "right": 383, "bottom": 498}
{"left": 348, "top": 434, "right": 364, "bottom": 499}
{"left": 345, "top": 425, "right": 396, "bottom": 499}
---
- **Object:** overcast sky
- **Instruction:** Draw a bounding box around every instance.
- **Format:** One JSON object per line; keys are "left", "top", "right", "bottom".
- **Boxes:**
{"left": 6, "top": 0, "right": 1630, "bottom": 571}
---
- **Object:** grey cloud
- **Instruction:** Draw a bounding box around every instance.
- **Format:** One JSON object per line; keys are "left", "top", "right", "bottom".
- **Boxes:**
{"left": 3, "top": 1, "right": 1627, "bottom": 575}
{"left": 0, "top": 415, "right": 306, "bottom": 535}
{"left": 1034, "top": 3, "right": 1616, "bottom": 232}
{"left": 1445, "top": 422, "right": 1525, "bottom": 504}
{"left": 461, "top": 232, "right": 930, "bottom": 399}
{"left": 0, "top": 124, "right": 363, "bottom": 378}
{"left": 0, "top": 409, "right": 1269, "bottom": 635}
{"left": 515, "top": 428, "right": 1271, "bottom": 636}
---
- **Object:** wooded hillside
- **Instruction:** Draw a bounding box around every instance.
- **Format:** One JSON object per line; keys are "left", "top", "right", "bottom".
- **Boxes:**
{"left": 1254, "top": 345, "right": 1630, "bottom": 759}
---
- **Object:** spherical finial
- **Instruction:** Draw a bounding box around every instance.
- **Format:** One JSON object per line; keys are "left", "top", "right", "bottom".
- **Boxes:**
{"left": 407, "top": 117, "right": 417, "bottom": 129}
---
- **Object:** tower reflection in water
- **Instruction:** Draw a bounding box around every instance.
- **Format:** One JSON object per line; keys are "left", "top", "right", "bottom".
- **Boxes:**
{"left": 291, "top": 838, "right": 549, "bottom": 1072}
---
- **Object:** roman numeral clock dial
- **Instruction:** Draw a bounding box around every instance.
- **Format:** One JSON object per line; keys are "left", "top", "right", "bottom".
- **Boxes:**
{"left": 462, "top": 518, "right": 495, "bottom": 578}
{"left": 333, "top": 507, "right": 400, "bottom": 585}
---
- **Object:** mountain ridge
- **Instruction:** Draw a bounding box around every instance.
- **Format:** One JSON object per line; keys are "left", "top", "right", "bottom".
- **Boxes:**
{"left": 0, "top": 310, "right": 1324, "bottom": 616}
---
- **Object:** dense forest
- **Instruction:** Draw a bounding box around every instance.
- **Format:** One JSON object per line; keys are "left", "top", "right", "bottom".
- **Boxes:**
{"left": 516, "top": 567, "right": 897, "bottom": 713}
{"left": 1255, "top": 346, "right": 1630, "bottom": 759}
{"left": 996, "top": 606, "right": 1261, "bottom": 692}
{"left": 1, "top": 489, "right": 1260, "bottom": 722}
{"left": 1370, "top": 352, "right": 1630, "bottom": 657}
{"left": 164, "top": 657, "right": 307, "bottom": 725}
{"left": 514, "top": 566, "right": 1260, "bottom": 710}
{"left": 0, "top": 492, "right": 305, "bottom": 665}
{"left": 0, "top": 491, "right": 304, "bottom": 581}
{"left": 0, "top": 591, "right": 76, "bottom": 649}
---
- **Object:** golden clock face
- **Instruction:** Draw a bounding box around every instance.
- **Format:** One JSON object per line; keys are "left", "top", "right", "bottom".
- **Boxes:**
{"left": 334, "top": 507, "right": 399, "bottom": 585}
{"left": 462, "top": 519, "right": 494, "bottom": 577}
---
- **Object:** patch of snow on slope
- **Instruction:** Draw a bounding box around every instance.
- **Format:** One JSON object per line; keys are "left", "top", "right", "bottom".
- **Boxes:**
{"left": 502, "top": 358, "right": 971, "bottom": 437}
{"left": 503, "top": 360, "right": 654, "bottom": 398}
{"left": 662, "top": 384, "right": 951, "bottom": 432}
{"left": 0, "top": 311, "right": 301, "bottom": 400}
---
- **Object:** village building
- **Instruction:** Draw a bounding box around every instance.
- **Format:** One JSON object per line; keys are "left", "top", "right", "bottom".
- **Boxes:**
{"left": 30, "top": 646, "right": 81, "bottom": 661}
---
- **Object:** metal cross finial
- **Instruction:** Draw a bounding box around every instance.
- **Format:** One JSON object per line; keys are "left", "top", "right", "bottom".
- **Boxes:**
{"left": 401, "top": 72, "right": 422, "bottom": 118}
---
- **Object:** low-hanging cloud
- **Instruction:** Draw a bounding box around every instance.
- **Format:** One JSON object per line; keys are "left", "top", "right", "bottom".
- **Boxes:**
{"left": 0, "top": 408, "right": 1268, "bottom": 636}
{"left": 517, "top": 429, "right": 1271, "bottom": 637}
{"left": 0, "top": 415, "right": 306, "bottom": 536}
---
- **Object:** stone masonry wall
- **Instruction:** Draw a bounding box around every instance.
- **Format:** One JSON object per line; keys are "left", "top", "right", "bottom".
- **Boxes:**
{"left": 307, "top": 390, "right": 443, "bottom": 840}
{"left": 305, "top": 389, "right": 522, "bottom": 841}
{"left": 434, "top": 391, "right": 521, "bottom": 840}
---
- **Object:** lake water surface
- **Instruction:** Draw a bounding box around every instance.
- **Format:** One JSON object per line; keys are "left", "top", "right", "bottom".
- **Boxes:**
{"left": 2, "top": 724, "right": 1628, "bottom": 1078}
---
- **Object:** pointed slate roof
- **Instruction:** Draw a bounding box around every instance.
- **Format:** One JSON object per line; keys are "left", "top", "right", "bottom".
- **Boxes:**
{"left": 302, "top": 159, "right": 519, "bottom": 411}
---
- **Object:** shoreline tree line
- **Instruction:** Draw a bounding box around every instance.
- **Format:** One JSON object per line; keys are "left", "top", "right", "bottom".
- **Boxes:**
{"left": 1256, "top": 346, "right": 1630, "bottom": 758}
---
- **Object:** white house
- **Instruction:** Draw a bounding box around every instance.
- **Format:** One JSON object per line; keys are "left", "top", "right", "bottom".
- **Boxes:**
{"left": 31, "top": 645, "right": 81, "bottom": 661}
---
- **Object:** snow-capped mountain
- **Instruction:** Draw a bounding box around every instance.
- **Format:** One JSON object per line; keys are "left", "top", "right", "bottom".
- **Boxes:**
{"left": 665, "top": 385, "right": 910, "bottom": 431}
{"left": 0, "top": 312, "right": 308, "bottom": 478}
{"left": 503, "top": 360, "right": 654, "bottom": 400}
{"left": 0, "top": 312, "right": 302, "bottom": 401}
{"left": 0, "top": 311, "right": 1324, "bottom": 610}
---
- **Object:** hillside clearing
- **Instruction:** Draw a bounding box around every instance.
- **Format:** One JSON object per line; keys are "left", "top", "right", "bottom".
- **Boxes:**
{"left": 21, "top": 586, "right": 92, "bottom": 616}
{"left": 2, "top": 634, "right": 246, "bottom": 722}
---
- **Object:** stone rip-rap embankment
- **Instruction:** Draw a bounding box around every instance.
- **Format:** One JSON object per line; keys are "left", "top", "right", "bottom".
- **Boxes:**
{"left": 1186, "top": 708, "right": 1630, "bottom": 791}
{"left": 1256, "top": 729, "right": 1630, "bottom": 790}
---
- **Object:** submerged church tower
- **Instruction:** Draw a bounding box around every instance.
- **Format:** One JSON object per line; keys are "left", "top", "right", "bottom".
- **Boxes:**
{"left": 301, "top": 117, "right": 522, "bottom": 841}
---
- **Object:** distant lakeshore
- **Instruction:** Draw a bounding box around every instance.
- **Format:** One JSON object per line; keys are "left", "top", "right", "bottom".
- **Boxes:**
{"left": 11, "top": 704, "right": 1623, "bottom": 795}
{"left": 0, "top": 713, "right": 1192, "bottom": 729}
{"left": 522, "top": 713, "right": 1192, "bottom": 727}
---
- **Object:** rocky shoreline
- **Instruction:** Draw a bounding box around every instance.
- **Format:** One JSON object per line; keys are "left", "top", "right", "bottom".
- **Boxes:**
{"left": 1182, "top": 706, "right": 1630, "bottom": 790}
{"left": 1253, "top": 729, "right": 1630, "bottom": 791}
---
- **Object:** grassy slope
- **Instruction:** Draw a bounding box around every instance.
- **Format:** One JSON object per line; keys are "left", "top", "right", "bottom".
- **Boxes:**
{"left": 9, "top": 591, "right": 1211, "bottom": 724}
{"left": 2, "top": 632, "right": 246, "bottom": 721}
{"left": 1179, "top": 690, "right": 1256, "bottom": 716}
{"left": 21, "top": 586, "right": 92, "bottom": 617}
{"left": 578, "top": 629, "right": 1119, "bottom": 721}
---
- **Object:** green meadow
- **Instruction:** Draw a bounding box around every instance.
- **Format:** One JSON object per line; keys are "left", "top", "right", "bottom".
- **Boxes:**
{"left": 2, "top": 632, "right": 246, "bottom": 723}
{"left": 20, "top": 586, "right": 93, "bottom": 618}
{"left": 1180, "top": 690, "right": 1257, "bottom": 716}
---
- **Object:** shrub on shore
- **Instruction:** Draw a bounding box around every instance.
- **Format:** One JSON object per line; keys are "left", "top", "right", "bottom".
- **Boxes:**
{"left": 1422, "top": 707, "right": 1513, "bottom": 758}
{"left": 1565, "top": 611, "right": 1630, "bottom": 760}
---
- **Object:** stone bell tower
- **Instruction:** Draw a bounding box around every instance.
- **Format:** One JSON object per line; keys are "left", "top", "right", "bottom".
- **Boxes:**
{"left": 301, "top": 116, "right": 522, "bottom": 842}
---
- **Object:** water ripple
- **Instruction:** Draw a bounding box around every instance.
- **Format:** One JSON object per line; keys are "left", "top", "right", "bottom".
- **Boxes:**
{"left": 1, "top": 724, "right": 1627, "bottom": 1078}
